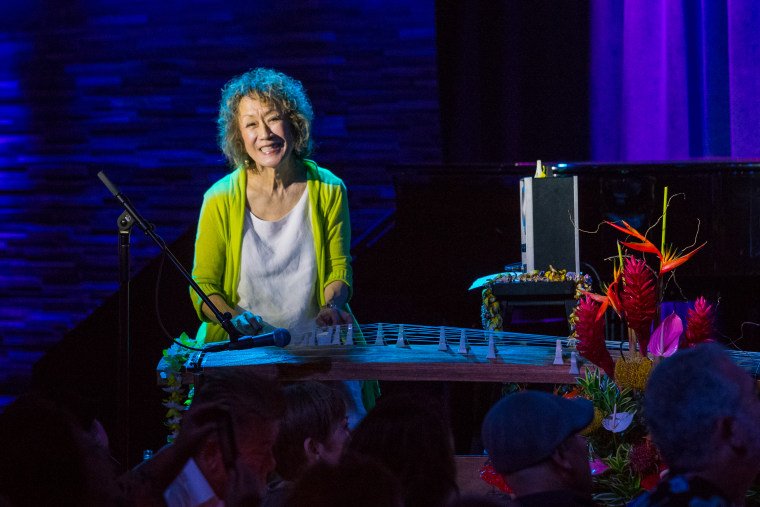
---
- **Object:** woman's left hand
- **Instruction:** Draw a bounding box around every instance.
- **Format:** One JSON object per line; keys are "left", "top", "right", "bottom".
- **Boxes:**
{"left": 316, "top": 304, "right": 353, "bottom": 327}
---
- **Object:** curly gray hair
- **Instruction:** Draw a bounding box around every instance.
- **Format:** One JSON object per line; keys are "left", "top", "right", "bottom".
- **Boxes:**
{"left": 643, "top": 342, "right": 743, "bottom": 473}
{"left": 217, "top": 67, "right": 314, "bottom": 170}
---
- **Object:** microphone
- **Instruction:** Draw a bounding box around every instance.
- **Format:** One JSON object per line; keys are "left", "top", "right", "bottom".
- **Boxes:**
{"left": 203, "top": 328, "right": 291, "bottom": 352}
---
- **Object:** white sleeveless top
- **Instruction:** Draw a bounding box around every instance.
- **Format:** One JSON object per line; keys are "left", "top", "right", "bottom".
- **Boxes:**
{"left": 236, "top": 186, "right": 318, "bottom": 345}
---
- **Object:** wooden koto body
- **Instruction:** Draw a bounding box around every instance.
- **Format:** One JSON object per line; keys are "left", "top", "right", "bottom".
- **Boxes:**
{"left": 157, "top": 322, "right": 760, "bottom": 385}
{"left": 157, "top": 323, "right": 620, "bottom": 385}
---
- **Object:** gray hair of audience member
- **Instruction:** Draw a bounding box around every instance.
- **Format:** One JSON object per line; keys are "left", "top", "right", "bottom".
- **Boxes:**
{"left": 273, "top": 381, "right": 347, "bottom": 481}
{"left": 217, "top": 67, "right": 314, "bottom": 170}
{"left": 192, "top": 369, "right": 285, "bottom": 428}
{"left": 644, "top": 342, "right": 745, "bottom": 472}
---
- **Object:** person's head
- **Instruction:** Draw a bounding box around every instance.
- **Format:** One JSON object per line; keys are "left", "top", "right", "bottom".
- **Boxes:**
{"left": 288, "top": 451, "right": 403, "bottom": 507}
{"left": 273, "top": 381, "right": 349, "bottom": 482}
{"left": 349, "top": 393, "right": 458, "bottom": 507}
{"left": 0, "top": 392, "right": 121, "bottom": 507}
{"left": 38, "top": 387, "right": 110, "bottom": 451}
{"left": 481, "top": 390, "right": 593, "bottom": 497}
{"left": 644, "top": 342, "right": 760, "bottom": 484}
{"left": 191, "top": 369, "right": 285, "bottom": 498}
{"left": 217, "top": 67, "right": 313, "bottom": 171}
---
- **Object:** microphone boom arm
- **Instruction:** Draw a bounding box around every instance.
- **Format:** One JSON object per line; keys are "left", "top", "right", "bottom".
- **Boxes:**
{"left": 98, "top": 170, "right": 243, "bottom": 342}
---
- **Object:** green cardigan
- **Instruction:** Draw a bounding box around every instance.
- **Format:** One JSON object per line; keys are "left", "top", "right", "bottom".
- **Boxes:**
{"left": 191, "top": 160, "right": 353, "bottom": 344}
{"left": 190, "top": 160, "right": 379, "bottom": 410}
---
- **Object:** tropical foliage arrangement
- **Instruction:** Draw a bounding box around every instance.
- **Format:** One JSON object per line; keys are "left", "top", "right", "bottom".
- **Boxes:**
{"left": 567, "top": 192, "right": 716, "bottom": 504}
{"left": 480, "top": 190, "right": 744, "bottom": 505}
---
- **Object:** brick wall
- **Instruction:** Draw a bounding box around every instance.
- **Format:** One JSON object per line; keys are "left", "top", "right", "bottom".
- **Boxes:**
{"left": 0, "top": 0, "right": 440, "bottom": 396}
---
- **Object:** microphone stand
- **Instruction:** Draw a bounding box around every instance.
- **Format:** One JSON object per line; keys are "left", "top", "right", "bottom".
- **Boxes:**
{"left": 98, "top": 171, "right": 243, "bottom": 467}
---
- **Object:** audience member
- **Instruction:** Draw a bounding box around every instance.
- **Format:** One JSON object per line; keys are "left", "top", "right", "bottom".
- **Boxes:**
{"left": 349, "top": 393, "right": 459, "bottom": 507}
{"left": 262, "top": 381, "right": 350, "bottom": 507}
{"left": 8, "top": 386, "right": 228, "bottom": 506}
{"left": 164, "top": 369, "right": 285, "bottom": 507}
{"left": 121, "top": 399, "right": 232, "bottom": 506}
{"left": 481, "top": 390, "right": 595, "bottom": 507}
{"left": 38, "top": 387, "right": 112, "bottom": 454}
{"left": 0, "top": 392, "right": 122, "bottom": 506}
{"left": 288, "top": 451, "right": 403, "bottom": 507}
{"left": 629, "top": 342, "right": 760, "bottom": 506}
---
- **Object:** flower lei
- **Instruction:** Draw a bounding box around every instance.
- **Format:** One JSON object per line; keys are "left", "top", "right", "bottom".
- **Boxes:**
{"left": 481, "top": 267, "right": 592, "bottom": 335}
{"left": 158, "top": 332, "right": 197, "bottom": 443}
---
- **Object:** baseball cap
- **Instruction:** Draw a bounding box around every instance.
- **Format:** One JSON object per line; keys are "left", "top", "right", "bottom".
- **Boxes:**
{"left": 481, "top": 390, "right": 593, "bottom": 474}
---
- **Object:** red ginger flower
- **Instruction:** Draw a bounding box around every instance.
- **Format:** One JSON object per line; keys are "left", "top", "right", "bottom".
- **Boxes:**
{"left": 575, "top": 295, "right": 615, "bottom": 379}
{"left": 684, "top": 296, "right": 715, "bottom": 347}
{"left": 620, "top": 257, "right": 657, "bottom": 355}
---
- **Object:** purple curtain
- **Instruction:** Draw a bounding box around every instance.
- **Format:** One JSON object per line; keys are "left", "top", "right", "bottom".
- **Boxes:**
{"left": 591, "top": 0, "right": 760, "bottom": 161}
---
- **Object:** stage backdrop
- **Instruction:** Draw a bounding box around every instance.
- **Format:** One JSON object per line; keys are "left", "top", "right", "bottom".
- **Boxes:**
{"left": 0, "top": 0, "right": 441, "bottom": 401}
{"left": 3, "top": 0, "right": 760, "bottom": 412}
{"left": 590, "top": 0, "right": 760, "bottom": 160}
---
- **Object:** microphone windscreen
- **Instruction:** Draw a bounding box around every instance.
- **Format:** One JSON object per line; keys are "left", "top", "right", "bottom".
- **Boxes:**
{"left": 273, "top": 328, "right": 291, "bottom": 347}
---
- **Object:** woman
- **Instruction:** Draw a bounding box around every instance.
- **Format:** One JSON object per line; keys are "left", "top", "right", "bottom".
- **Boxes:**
{"left": 191, "top": 67, "right": 376, "bottom": 419}
{"left": 192, "top": 67, "right": 353, "bottom": 344}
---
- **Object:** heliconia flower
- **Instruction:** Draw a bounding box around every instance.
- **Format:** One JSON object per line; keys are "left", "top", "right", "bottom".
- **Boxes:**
{"left": 606, "top": 221, "right": 706, "bottom": 275}
{"left": 620, "top": 257, "right": 657, "bottom": 354}
{"left": 580, "top": 264, "right": 623, "bottom": 322}
{"left": 648, "top": 312, "right": 683, "bottom": 357}
{"left": 684, "top": 297, "right": 715, "bottom": 347}
{"left": 575, "top": 295, "right": 615, "bottom": 379}
{"left": 659, "top": 243, "right": 707, "bottom": 274}
{"left": 605, "top": 221, "right": 660, "bottom": 256}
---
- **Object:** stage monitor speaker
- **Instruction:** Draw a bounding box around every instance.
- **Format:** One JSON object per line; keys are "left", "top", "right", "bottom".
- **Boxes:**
{"left": 520, "top": 176, "right": 579, "bottom": 274}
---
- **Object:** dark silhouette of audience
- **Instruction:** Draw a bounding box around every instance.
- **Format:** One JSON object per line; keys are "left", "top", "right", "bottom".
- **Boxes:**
{"left": 349, "top": 393, "right": 459, "bottom": 507}
{"left": 0, "top": 373, "right": 281, "bottom": 507}
{"left": 0, "top": 392, "right": 122, "bottom": 506}
{"left": 288, "top": 451, "right": 404, "bottom": 507}
{"left": 630, "top": 342, "right": 760, "bottom": 506}
{"left": 7, "top": 344, "right": 760, "bottom": 507}
{"left": 164, "top": 368, "right": 285, "bottom": 506}
{"left": 481, "top": 390, "right": 596, "bottom": 507}
{"left": 262, "top": 381, "right": 350, "bottom": 507}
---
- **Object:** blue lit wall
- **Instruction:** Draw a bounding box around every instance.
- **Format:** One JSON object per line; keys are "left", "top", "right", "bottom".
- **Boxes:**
{"left": 0, "top": 0, "right": 440, "bottom": 397}
{"left": 4, "top": 0, "right": 760, "bottom": 403}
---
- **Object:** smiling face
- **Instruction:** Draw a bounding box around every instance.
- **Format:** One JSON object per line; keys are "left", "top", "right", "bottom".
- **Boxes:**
{"left": 238, "top": 96, "right": 296, "bottom": 172}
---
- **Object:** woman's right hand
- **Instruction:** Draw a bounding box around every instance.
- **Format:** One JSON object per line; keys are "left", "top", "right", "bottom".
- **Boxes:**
{"left": 230, "top": 311, "right": 264, "bottom": 336}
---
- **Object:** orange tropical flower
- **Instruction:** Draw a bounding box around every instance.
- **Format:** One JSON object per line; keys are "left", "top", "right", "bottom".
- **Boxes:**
{"left": 605, "top": 221, "right": 705, "bottom": 275}
{"left": 659, "top": 243, "right": 706, "bottom": 274}
{"left": 606, "top": 220, "right": 660, "bottom": 256}
{"left": 580, "top": 262, "right": 623, "bottom": 322}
